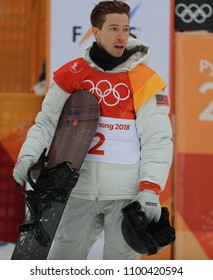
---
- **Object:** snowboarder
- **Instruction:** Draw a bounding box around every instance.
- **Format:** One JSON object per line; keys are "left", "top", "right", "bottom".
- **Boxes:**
{"left": 13, "top": 0, "right": 173, "bottom": 260}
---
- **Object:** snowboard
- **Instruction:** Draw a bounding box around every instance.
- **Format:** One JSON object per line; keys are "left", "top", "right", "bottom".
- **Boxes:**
{"left": 11, "top": 90, "right": 100, "bottom": 260}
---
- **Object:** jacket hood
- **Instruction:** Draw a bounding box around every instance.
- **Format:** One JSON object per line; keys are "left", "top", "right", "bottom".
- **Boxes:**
{"left": 83, "top": 37, "right": 151, "bottom": 71}
{"left": 125, "top": 37, "right": 150, "bottom": 66}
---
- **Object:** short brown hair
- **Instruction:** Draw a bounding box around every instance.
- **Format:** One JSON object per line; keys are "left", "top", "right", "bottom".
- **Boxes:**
{"left": 90, "top": 0, "right": 130, "bottom": 29}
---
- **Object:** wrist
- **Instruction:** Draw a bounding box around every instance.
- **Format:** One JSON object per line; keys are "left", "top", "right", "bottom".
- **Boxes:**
{"left": 139, "top": 181, "right": 161, "bottom": 194}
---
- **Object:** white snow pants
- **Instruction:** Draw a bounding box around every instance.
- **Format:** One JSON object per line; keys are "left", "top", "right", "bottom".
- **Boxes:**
{"left": 48, "top": 196, "right": 140, "bottom": 260}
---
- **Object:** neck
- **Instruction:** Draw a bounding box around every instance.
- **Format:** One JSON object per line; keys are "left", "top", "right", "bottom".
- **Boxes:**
{"left": 89, "top": 42, "right": 134, "bottom": 71}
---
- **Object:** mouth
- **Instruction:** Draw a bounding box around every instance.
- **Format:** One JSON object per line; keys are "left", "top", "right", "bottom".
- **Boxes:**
{"left": 114, "top": 45, "right": 125, "bottom": 50}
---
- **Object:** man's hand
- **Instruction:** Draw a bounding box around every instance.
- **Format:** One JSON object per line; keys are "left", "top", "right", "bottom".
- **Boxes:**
{"left": 132, "top": 190, "right": 161, "bottom": 223}
{"left": 13, "top": 156, "right": 34, "bottom": 186}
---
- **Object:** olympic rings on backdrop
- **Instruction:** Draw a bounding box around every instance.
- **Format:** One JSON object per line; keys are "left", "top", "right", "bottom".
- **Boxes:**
{"left": 175, "top": 3, "right": 213, "bottom": 24}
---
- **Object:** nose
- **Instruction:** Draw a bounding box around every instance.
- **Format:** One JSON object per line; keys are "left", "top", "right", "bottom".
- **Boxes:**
{"left": 117, "top": 30, "right": 126, "bottom": 40}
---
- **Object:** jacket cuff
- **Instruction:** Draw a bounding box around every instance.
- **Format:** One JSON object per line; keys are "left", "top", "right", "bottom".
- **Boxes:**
{"left": 139, "top": 181, "right": 161, "bottom": 194}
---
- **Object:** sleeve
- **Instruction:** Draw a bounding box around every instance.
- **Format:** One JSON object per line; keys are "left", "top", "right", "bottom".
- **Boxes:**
{"left": 17, "top": 83, "right": 70, "bottom": 162}
{"left": 136, "top": 91, "right": 173, "bottom": 191}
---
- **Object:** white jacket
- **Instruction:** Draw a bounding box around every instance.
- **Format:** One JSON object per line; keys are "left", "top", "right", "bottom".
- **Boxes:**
{"left": 16, "top": 38, "right": 173, "bottom": 201}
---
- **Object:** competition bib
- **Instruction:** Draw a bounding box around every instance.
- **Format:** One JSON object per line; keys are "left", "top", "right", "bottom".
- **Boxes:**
{"left": 85, "top": 117, "right": 140, "bottom": 164}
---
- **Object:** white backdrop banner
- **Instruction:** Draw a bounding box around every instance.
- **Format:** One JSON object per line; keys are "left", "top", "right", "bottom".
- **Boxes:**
{"left": 49, "top": 0, "right": 171, "bottom": 89}
{"left": 49, "top": 0, "right": 172, "bottom": 259}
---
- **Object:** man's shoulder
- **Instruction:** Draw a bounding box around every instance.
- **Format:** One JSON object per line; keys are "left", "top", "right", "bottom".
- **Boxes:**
{"left": 52, "top": 58, "right": 89, "bottom": 93}
{"left": 130, "top": 63, "right": 155, "bottom": 75}
{"left": 54, "top": 57, "right": 87, "bottom": 73}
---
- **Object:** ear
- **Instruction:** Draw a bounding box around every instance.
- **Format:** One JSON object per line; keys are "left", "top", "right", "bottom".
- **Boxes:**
{"left": 92, "top": 27, "right": 99, "bottom": 40}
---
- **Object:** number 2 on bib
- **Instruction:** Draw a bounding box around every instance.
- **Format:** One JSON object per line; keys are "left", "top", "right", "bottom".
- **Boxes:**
{"left": 88, "top": 132, "right": 105, "bottom": 155}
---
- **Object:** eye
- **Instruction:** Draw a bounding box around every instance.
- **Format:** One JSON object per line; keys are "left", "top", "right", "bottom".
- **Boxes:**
{"left": 109, "top": 26, "right": 118, "bottom": 31}
{"left": 124, "top": 27, "right": 130, "bottom": 33}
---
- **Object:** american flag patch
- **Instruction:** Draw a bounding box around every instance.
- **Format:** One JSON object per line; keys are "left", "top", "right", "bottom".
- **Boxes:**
{"left": 156, "top": 94, "right": 169, "bottom": 106}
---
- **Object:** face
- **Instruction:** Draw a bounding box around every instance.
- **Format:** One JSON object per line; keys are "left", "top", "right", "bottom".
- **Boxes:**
{"left": 92, "top": 13, "right": 130, "bottom": 57}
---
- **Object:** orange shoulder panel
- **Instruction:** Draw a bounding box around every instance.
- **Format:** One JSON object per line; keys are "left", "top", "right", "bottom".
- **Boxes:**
{"left": 128, "top": 64, "right": 167, "bottom": 112}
